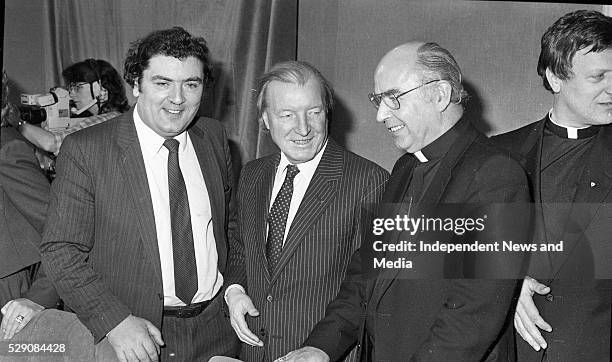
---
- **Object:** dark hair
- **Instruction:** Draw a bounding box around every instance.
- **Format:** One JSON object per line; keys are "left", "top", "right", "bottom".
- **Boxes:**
{"left": 415, "top": 42, "right": 468, "bottom": 104}
{"left": 255, "top": 60, "right": 334, "bottom": 124}
{"left": 62, "top": 59, "right": 130, "bottom": 113}
{"left": 123, "top": 27, "right": 213, "bottom": 87}
{"left": 538, "top": 10, "right": 612, "bottom": 92}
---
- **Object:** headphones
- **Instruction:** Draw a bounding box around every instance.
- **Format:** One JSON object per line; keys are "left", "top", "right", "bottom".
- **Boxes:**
{"left": 86, "top": 59, "right": 107, "bottom": 101}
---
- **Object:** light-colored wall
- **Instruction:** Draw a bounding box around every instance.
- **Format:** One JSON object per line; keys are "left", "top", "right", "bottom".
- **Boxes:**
{"left": 297, "top": 1, "right": 602, "bottom": 170}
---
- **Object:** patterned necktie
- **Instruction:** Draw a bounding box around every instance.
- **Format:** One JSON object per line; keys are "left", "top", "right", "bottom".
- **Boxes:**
{"left": 266, "top": 164, "right": 300, "bottom": 272}
{"left": 164, "top": 139, "right": 198, "bottom": 304}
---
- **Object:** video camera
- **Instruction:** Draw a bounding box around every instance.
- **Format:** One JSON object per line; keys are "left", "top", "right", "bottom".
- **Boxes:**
{"left": 19, "top": 87, "right": 72, "bottom": 130}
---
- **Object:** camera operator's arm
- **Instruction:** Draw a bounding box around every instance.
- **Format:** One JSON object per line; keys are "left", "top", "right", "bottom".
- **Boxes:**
{"left": 18, "top": 122, "right": 60, "bottom": 154}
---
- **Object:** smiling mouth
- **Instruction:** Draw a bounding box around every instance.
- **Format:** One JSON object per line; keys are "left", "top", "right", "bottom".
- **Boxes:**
{"left": 165, "top": 109, "right": 182, "bottom": 115}
{"left": 388, "top": 125, "right": 405, "bottom": 133}
{"left": 292, "top": 139, "right": 312, "bottom": 145}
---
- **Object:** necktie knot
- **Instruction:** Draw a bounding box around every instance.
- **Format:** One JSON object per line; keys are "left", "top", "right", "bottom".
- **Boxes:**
{"left": 285, "top": 164, "right": 300, "bottom": 181}
{"left": 163, "top": 139, "right": 180, "bottom": 153}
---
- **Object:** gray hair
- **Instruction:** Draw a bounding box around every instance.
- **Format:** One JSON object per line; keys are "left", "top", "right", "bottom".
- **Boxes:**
{"left": 255, "top": 60, "right": 334, "bottom": 124}
{"left": 415, "top": 42, "right": 468, "bottom": 104}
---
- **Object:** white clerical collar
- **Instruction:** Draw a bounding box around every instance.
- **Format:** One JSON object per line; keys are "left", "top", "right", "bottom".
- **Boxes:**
{"left": 413, "top": 150, "right": 428, "bottom": 163}
{"left": 548, "top": 108, "right": 593, "bottom": 140}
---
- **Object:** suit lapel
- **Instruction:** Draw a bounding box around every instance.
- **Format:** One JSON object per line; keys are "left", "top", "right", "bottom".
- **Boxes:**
{"left": 117, "top": 112, "right": 162, "bottom": 284}
{"left": 188, "top": 122, "right": 228, "bottom": 269}
{"left": 269, "top": 139, "right": 343, "bottom": 282}
{"left": 249, "top": 154, "right": 278, "bottom": 283}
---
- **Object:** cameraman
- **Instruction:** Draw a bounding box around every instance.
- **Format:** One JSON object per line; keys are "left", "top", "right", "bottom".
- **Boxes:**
{"left": 15, "top": 59, "right": 129, "bottom": 154}
{"left": 0, "top": 71, "right": 59, "bottom": 339}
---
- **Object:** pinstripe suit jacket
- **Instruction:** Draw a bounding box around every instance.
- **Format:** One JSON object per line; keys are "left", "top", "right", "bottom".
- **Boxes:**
{"left": 228, "top": 138, "right": 388, "bottom": 362}
{"left": 40, "top": 109, "right": 238, "bottom": 342}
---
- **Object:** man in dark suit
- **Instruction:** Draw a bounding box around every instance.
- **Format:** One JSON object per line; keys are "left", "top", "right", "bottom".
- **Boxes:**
{"left": 494, "top": 10, "right": 612, "bottom": 361}
{"left": 281, "top": 42, "right": 530, "bottom": 361}
{"left": 224, "top": 61, "right": 388, "bottom": 361}
{"left": 40, "top": 27, "right": 239, "bottom": 361}
{"left": 0, "top": 71, "right": 59, "bottom": 340}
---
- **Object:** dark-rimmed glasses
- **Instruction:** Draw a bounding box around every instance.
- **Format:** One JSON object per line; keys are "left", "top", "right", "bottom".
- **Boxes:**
{"left": 368, "top": 79, "right": 441, "bottom": 110}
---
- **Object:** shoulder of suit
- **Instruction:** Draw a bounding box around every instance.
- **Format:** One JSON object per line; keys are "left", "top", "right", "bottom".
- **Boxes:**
{"left": 190, "top": 116, "right": 225, "bottom": 139}
{"left": 339, "top": 147, "right": 389, "bottom": 179}
{"left": 64, "top": 111, "right": 128, "bottom": 141}
{"left": 463, "top": 136, "right": 527, "bottom": 180}
{"left": 492, "top": 118, "right": 544, "bottom": 145}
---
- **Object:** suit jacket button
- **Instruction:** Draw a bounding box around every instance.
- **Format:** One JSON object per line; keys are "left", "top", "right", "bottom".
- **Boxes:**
{"left": 267, "top": 295, "right": 273, "bottom": 302}
{"left": 259, "top": 328, "right": 266, "bottom": 337}
{"left": 546, "top": 293, "right": 554, "bottom": 302}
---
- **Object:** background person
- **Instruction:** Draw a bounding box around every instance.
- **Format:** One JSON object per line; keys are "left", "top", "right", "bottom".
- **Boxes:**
{"left": 15, "top": 58, "right": 129, "bottom": 155}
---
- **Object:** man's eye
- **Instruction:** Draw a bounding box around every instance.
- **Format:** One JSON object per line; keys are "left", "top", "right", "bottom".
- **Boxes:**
{"left": 280, "top": 113, "right": 293, "bottom": 118}
{"left": 185, "top": 82, "right": 200, "bottom": 89}
{"left": 590, "top": 73, "right": 605, "bottom": 81}
{"left": 155, "top": 82, "right": 170, "bottom": 88}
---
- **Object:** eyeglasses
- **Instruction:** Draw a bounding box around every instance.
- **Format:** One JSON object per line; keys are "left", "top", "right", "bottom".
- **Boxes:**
{"left": 68, "top": 82, "right": 90, "bottom": 94}
{"left": 368, "top": 79, "right": 442, "bottom": 110}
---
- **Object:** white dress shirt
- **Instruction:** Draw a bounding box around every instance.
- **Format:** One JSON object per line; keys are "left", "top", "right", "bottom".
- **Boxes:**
{"left": 133, "top": 106, "right": 223, "bottom": 306}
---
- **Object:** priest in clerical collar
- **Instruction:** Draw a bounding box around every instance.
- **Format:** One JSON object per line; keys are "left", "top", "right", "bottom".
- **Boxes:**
{"left": 493, "top": 9, "right": 612, "bottom": 362}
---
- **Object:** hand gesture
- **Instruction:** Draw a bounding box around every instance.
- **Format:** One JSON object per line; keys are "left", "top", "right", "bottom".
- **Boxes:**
{"left": 225, "top": 287, "right": 263, "bottom": 346}
{"left": 107, "top": 315, "right": 164, "bottom": 361}
{"left": 514, "top": 276, "right": 553, "bottom": 351}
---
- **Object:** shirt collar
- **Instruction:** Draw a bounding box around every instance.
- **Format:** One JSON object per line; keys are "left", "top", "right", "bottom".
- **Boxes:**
{"left": 547, "top": 109, "right": 598, "bottom": 140}
{"left": 277, "top": 139, "right": 328, "bottom": 177}
{"left": 414, "top": 119, "right": 466, "bottom": 163}
{"left": 133, "top": 104, "right": 188, "bottom": 157}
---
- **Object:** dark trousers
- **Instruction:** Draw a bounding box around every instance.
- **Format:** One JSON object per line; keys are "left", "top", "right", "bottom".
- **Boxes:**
{"left": 160, "top": 293, "right": 240, "bottom": 361}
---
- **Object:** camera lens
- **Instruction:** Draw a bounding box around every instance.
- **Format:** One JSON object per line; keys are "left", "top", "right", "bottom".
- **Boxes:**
{"left": 18, "top": 106, "right": 47, "bottom": 124}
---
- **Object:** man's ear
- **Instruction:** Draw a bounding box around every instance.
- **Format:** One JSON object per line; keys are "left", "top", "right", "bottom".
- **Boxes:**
{"left": 434, "top": 80, "right": 452, "bottom": 112}
{"left": 261, "top": 111, "right": 270, "bottom": 130}
{"left": 545, "top": 68, "right": 562, "bottom": 93}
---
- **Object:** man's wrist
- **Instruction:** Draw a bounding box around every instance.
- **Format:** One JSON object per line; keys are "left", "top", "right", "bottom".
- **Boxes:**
{"left": 224, "top": 284, "right": 246, "bottom": 304}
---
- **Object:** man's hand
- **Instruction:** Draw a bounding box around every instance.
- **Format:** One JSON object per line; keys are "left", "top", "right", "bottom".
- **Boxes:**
{"left": 106, "top": 315, "right": 164, "bottom": 362}
{"left": 1, "top": 298, "right": 45, "bottom": 339}
{"left": 514, "top": 276, "right": 553, "bottom": 351}
{"left": 276, "top": 346, "right": 330, "bottom": 362}
{"left": 225, "top": 287, "right": 263, "bottom": 346}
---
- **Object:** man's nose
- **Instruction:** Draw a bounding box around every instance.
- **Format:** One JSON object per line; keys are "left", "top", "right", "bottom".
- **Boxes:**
{"left": 169, "top": 84, "right": 185, "bottom": 104}
{"left": 376, "top": 101, "right": 392, "bottom": 124}
{"left": 294, "top": 114, "right": 310, "bottom": 136}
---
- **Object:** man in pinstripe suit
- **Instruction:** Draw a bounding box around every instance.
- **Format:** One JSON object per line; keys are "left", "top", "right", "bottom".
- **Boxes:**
{"left": 224, "top": 61, "right": 389, "bottom": 361}
{"left": 40, "top": 28, "right": 239, "bottom": 361}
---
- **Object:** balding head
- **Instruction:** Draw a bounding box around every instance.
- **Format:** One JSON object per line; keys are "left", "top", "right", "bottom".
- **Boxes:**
{"left": 374, "top": 42, "right": 424, "bottom": 93}
{"left": 371, "top": 41, "right": 465, "bottom": 153}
